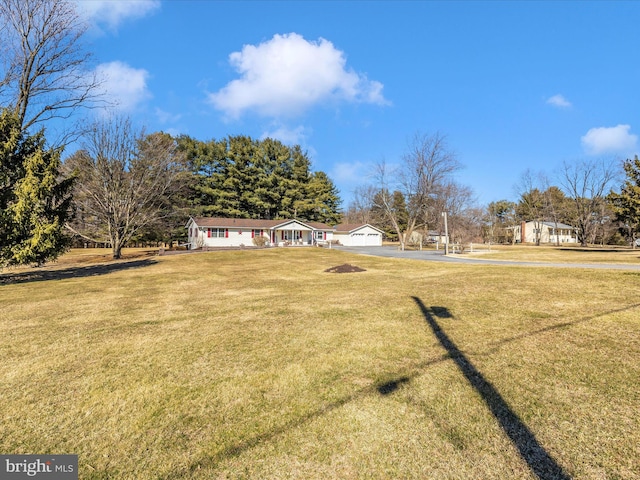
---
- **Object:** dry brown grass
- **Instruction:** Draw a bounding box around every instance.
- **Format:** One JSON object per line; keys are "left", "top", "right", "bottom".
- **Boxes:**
{"left": 465, "top": 244, "right": 640, "bottom": 264}
{"left": 1, "top": 248, "right": 639, "bottom": 479}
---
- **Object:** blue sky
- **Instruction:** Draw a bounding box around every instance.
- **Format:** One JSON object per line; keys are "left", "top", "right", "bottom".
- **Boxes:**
{"left": 75, "top": 0, "right": 640, "bottom": 208}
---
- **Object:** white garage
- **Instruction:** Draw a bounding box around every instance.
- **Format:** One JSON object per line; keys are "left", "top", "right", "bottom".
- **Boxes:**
{"left": 333, "top": 224, "right": 384, "bottom": 247}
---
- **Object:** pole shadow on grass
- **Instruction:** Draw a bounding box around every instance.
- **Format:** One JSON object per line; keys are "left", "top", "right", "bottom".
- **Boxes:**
{"left": 411, "top": 296, "right": 571, "bottom": 480}
{"left": 0, "top": 258, "right": 157, "bottom": 285}
{"left": 160, "top": 354, "right": 452, "bottom": 480}
{"left": 160, "top": 296, "right": 577, "bottom": 480}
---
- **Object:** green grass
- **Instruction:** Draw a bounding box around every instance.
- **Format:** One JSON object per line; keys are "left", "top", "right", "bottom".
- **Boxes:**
{"left": 1, "top": 248, "right": 639, "bottom": 479}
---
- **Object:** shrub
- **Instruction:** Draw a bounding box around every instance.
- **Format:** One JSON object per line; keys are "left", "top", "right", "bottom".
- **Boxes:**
{"left": 252, "top": 236, "right": 268, "bottom": 247}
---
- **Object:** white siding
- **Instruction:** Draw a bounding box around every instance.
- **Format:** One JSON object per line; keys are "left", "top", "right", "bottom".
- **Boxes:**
{"left": 335, "top": 226, "right": 382, "bottom": 246}
{"left": 333, "top": 233, "right": 350, "bottom": 245}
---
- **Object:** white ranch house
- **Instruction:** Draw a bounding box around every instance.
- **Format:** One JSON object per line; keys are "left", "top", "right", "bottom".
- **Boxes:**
{"left": 513, "top": 221, "right": 578, "bottom": 244}
{"left": 186, "top": 217, "right": 383, "bottom": 248}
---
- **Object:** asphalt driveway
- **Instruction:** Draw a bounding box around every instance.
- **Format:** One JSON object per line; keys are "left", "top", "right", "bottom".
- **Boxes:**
{"left": 334, "top": 245, "right": 640, "bottom": 271}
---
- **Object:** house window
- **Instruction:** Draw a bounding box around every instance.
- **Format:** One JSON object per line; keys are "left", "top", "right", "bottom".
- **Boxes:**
{"left": 210, "top": 228, "right": 226, "bottom": 237}
{"left": 316, "top": 231, "right": 324, "bottom": 240}
{"left": 252, "top": 229, "right": 262, "bottom": 238}
{"left": 282, "top": 231, "right": 290, "bottom": 241}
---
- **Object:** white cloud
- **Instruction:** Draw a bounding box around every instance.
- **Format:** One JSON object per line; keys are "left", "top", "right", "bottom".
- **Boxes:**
{"left": 261, "top": 125, "right": 308, "bottom": 146}
{"left": 95, "top": 61, "right": 151, "bottom": 113}
{"left": 75, "top": 0, "right": 160, "bottom": 30}
{"left": 546, "top": 94, "right": 571, "bottom": 108}
{"left": 209, "top": 33, "right": 388, "bottom": 119}
{"left": 155, "top": 107, "right": 182, "bottom": 125}
{"left": 331, "top": 161, "right": 368, "bottom": 184}
{"left": 581, "top": 124, "right": 638, "bottom": 155}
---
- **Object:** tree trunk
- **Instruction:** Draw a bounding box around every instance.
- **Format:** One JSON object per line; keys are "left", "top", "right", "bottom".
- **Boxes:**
{"left": 111, "top": 231, "right": 123, "bottom": 259}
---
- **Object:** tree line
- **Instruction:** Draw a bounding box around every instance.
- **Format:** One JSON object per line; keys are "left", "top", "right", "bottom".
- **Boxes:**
{"left": 484, "top": 159, "right": 640, "bottom": 248}
{"left": 1, "top": 108, "right": 342, "bottom": 263}
{"left": 2, "top": 0, "right": 640, "bottom": 268}
{"left": 0, "top": 0, "right": 341, "bottom": 265}
{"left": 63, "top": 119, "right": 340, "bottom": 260}
{"left": 178, "top": 134, "right": 340, "bottom": 224}
{"left": 343, "top": 133, "right": 640, "bottom": 249}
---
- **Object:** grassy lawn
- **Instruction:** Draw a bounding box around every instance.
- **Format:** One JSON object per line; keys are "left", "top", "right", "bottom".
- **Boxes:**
{"left": 1, "top": 248, "right": 639, "bottom": 479}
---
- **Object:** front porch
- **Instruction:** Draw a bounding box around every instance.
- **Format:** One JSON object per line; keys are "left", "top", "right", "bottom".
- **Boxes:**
{"left": 270, "top": 226, "right": 327, "bottom": 246}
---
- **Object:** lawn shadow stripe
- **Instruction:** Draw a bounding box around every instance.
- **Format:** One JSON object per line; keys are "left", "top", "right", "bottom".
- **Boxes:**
{"left": 412, "top": 296, "right": 571, "bottom": 480}
{"left": 481, "top": 302, "right": 640, "bottom": 356}
{"left": 158, "top": 354, "right": 450, "bottom": 479}
{"left": 0, "top": 258, "right": 157, "bottom": 285}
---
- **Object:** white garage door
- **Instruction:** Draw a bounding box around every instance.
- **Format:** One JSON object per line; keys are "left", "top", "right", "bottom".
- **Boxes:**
{"left": 365, "top": 233, "right": 381, "bottom": 246}
{"left": 351, "top": 233, "right": 366, "bottom": 246}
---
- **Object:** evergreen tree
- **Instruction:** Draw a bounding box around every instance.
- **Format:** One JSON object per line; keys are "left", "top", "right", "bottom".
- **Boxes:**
{"left": 370, "top": 189, "right": 407, "bottom": 241}
{"left": 257, "top": 138, "right": 291, "bottom": 218}
{"left": 391, "top": 190, "right": 409, "bottom": 233}
{"left": 609, "top": 155, "right": 640, "bottom": 246}
{"left": 300, "top": 171, "right": 342, "bottom": 224}
{"left": 486, "top": 200, "right": 516, "bottom": 244}
{"left": 284, "top": 145, "right": 311, "bottom": 217}
{"left": 0, "top": 109, "right": 73, "bottom": 267}
{"left": 179, "top": 136, "right": 232, "bottom": 217}
{"left": 182, "top": 135, "right": 341, "bottom": 222}
{"left": 516, "top": 188, "right": 545, "bottom": 244}
{"left": 226, "top": 135, "right": 256, "bottom": 217}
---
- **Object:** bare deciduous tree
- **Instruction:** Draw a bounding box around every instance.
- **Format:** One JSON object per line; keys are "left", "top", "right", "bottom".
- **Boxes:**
{"left": 371, "top": 132, "right": 462, "bottom": 250}
{"left": 65, "top": 117, "right": 185, "bottom": 259}
{"left": 559, "top": 159, "right": 619, "bottom": 246}
{"left": 439, "top": 180, "right": 479, "bottom": 247}
{"left": 541, "top": 182, "right": 570, "bottom": 246}
{"left": 514, "top": 170, "right": 546, "bottom": 245}
{"left": 0, "top": 0, "right": 101, "bottom": 142}
{"left": 343, "top": 185, "right": 376, "bottom": 224}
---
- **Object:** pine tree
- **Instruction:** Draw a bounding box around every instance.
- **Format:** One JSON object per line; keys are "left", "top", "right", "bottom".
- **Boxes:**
{"left": 0, "top": 109, "right": 73, "bottom": 267}
{"left": 183, "top": 135, "right": 342, "bottom": 222}
{"left": 610, "top": 155, "right": 640, "bottom": 247}
{"left": 300, "top": 171, "right": 341, "bottom": 224}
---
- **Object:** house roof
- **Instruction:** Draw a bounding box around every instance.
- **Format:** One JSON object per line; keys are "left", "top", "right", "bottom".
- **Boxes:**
{"left": 189, "top": 217, "right": 333, "bottom": 230}
{"left": 540, "top": 222, "right": 576, "bottom": 229}
{"left": 518, "top": 221, "right": 576, "bottom": 229}
{"left": 304, "top": 221, "right": 336, "bottom": 230}
{"left": 334, "top": 223, "right": 384, "bottom": 234}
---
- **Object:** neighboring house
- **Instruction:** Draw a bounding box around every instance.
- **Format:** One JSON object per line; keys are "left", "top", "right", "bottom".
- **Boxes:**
{"left": 408, "top": 230, "right": 449, "bottom": 245}
{"left": 333, "top": 224, "right": 384, "bottom": 246}
{"left": 513, "top": 221, "right": 578, "bottom": 244}
{"left": 186, "top": 217, "right": 335, "bottom": 248}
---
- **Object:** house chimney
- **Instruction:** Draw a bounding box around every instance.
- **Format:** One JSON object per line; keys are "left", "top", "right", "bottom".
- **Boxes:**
{"left": 521, "top": 221, "right": 526, "bottom": 243}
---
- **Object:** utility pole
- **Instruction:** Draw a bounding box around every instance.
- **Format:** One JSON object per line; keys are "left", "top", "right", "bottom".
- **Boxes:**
{"left": 442, "top": 211, "right": 449, "bottom": 255}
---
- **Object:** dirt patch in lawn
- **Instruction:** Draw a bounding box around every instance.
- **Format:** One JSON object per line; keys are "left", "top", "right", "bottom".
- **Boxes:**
{"left": 324, "top": 263, "right": 367, "bottom": 273}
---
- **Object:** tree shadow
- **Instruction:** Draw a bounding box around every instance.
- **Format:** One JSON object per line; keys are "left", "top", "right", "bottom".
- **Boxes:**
{"left": 481, "top": 302, "right": 640, "bottom": 356}
{"left": 159, "top": 295, "right": 580, "bottom": 479}
{"left": 411, "top": 296, "right": 571, "bottom": 480}
{"left": 159, "top": 354, "right": 451, "bottom": 479}
{"left": 0, "top": 258, "right": 157, "bottom": 285}
{"left": 376, "top": 376, "right": 411, "bottom": 395}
